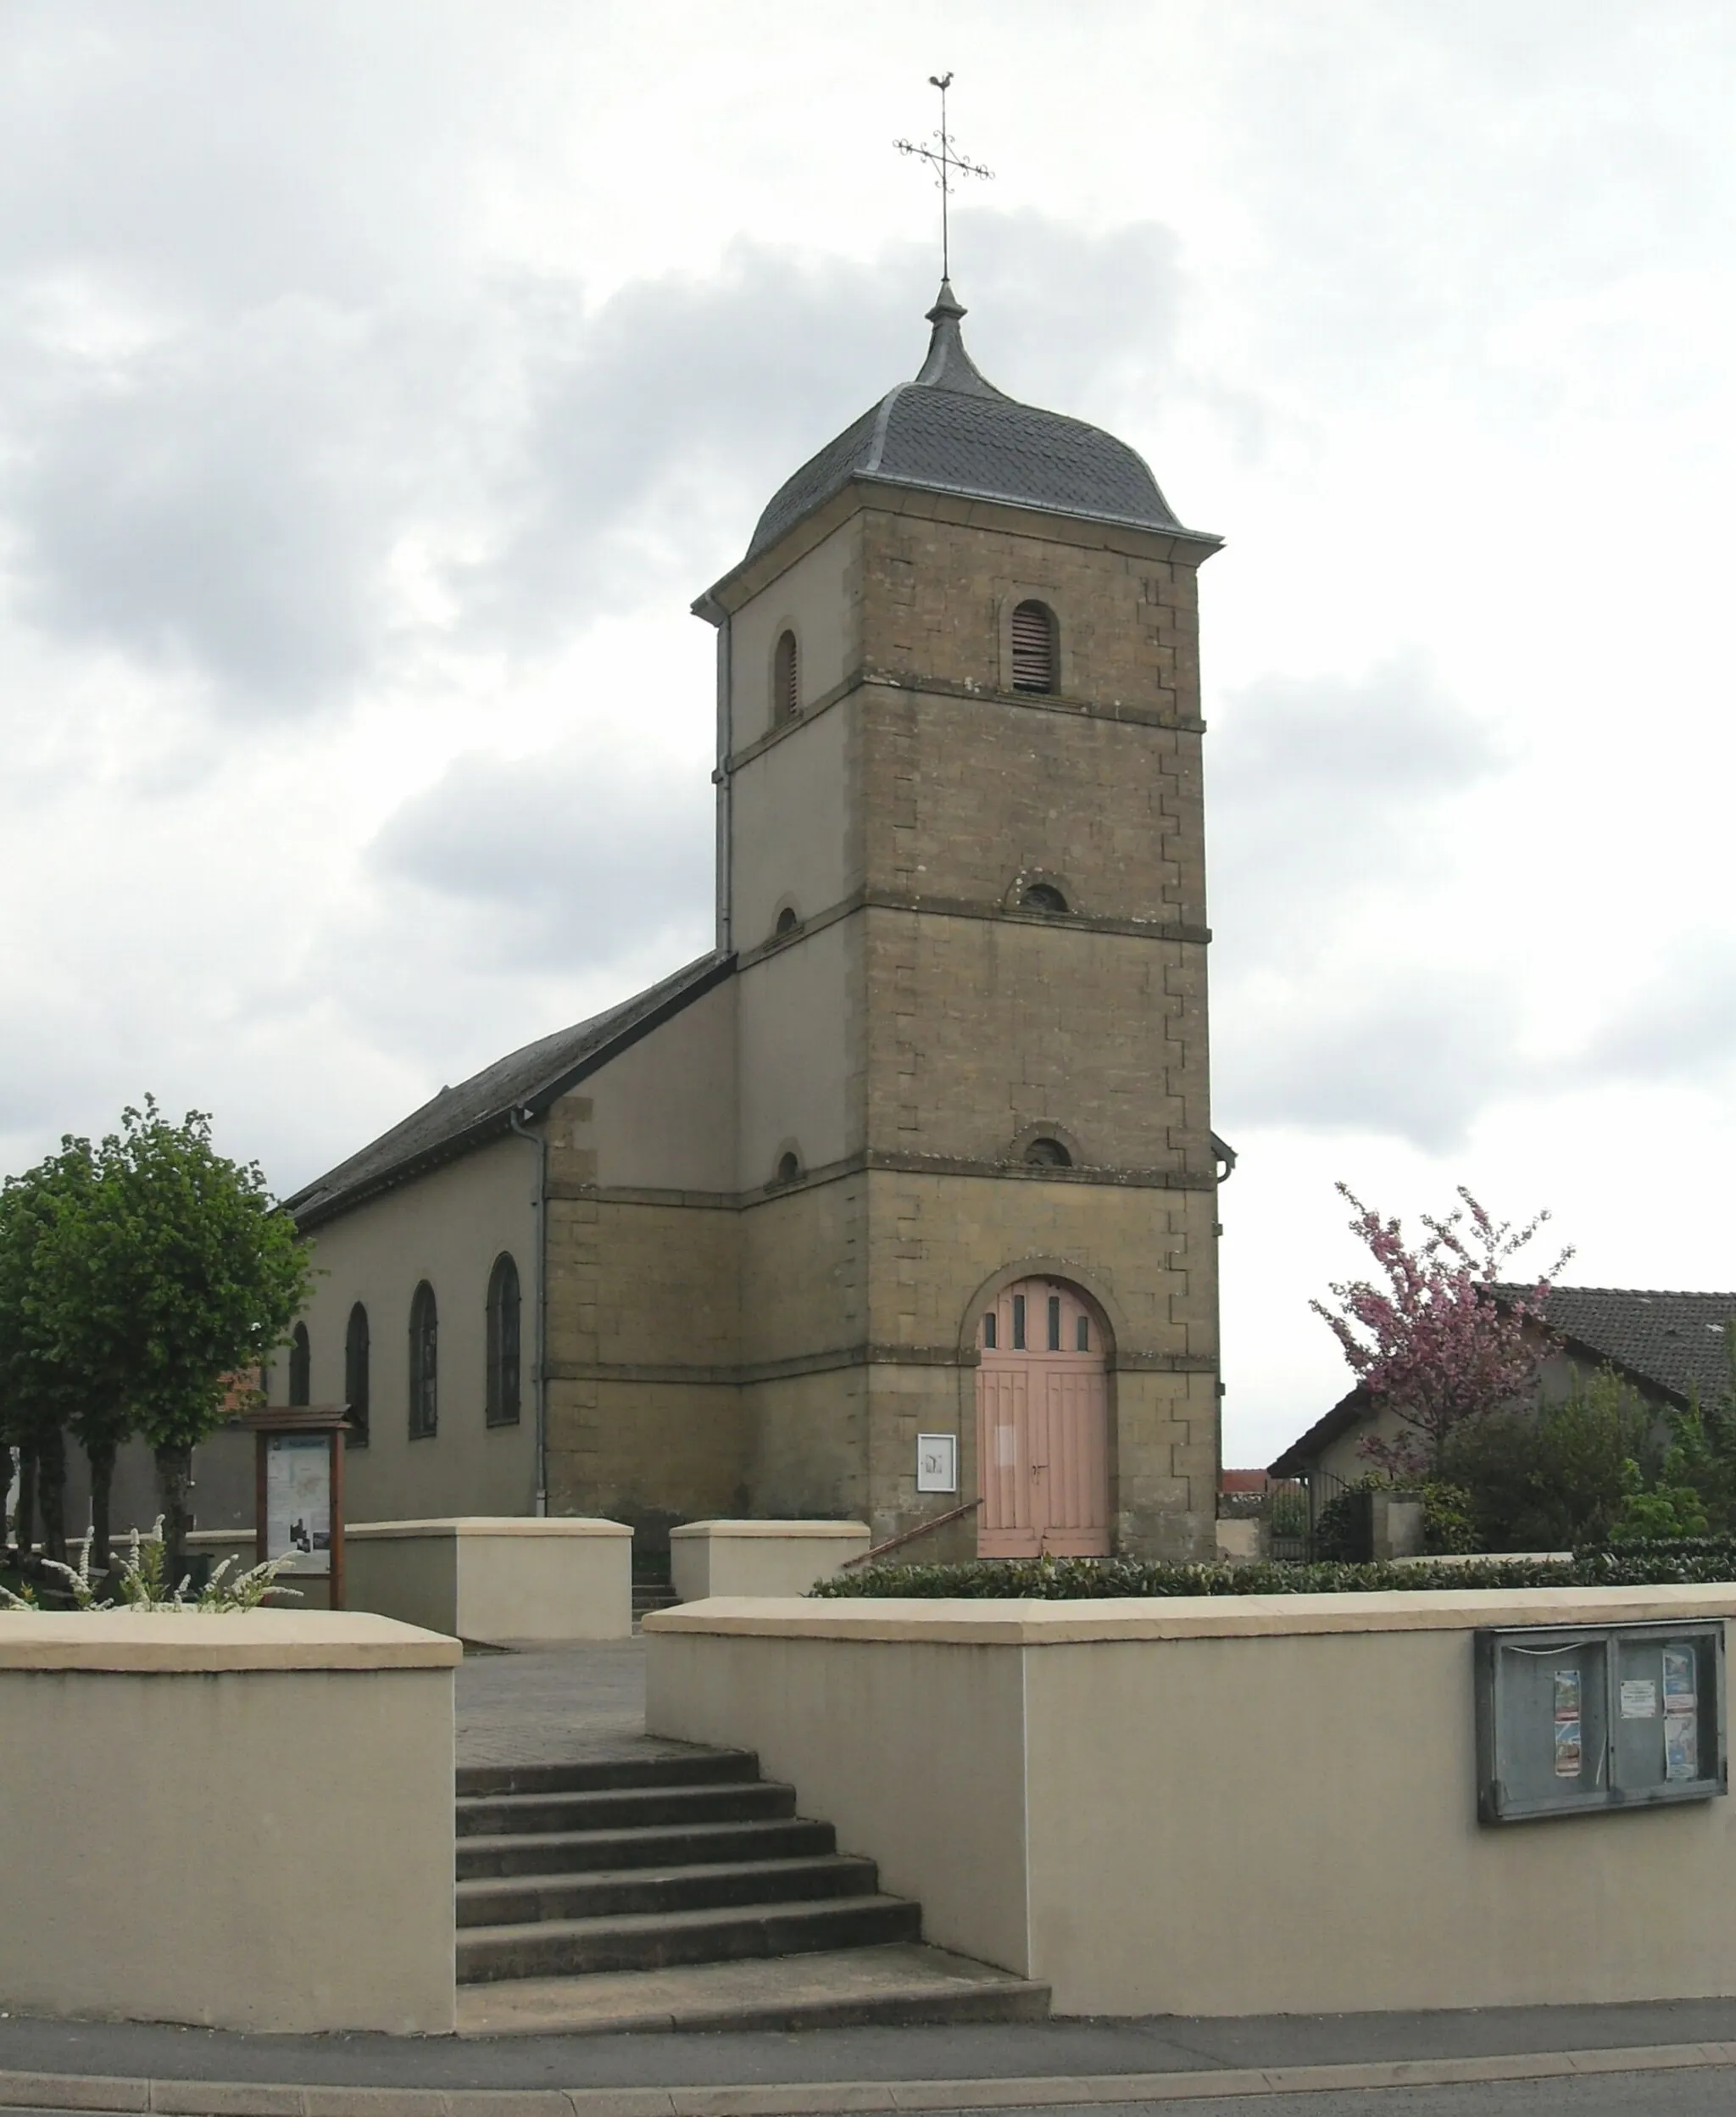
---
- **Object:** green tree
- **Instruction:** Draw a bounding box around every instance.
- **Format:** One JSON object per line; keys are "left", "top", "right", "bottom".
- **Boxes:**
{"left": 0, "top": 1139, "right": 103, "bottom": 1565}
{"left": 1441, "top": 1367, "right": 1661, "bottom": 1551}
{"left": 40, "top": 1101, "right": 312, "bottom": 1587}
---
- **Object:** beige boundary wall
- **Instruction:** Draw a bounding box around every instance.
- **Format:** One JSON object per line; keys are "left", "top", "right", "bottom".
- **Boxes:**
{"left": 0, "top": 1612, "right": 458, "bottom": 2033}
{"left": 646, "top": 1586, "right": 1736, "bottom": 2018}
{"left": 346, "top": 1516, "right": 632, "bottom": 1641}
{"left": 670, "top": 1520, "right": 871, "bottom": 1602}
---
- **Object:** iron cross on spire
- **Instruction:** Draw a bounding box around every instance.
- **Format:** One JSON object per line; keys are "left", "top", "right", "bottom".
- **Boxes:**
{"left": 895, "top": 72, "right": 993, "bottom": 282}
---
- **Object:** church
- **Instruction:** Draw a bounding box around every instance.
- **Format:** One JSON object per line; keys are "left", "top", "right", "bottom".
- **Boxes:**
{"left": 273, "top": 277, "right": 1227, "bottom": 1564}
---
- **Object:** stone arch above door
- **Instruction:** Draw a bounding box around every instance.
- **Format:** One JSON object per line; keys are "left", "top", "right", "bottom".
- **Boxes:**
{"left": 974, "top": 1275, "right": 1110, "bottom": 1560}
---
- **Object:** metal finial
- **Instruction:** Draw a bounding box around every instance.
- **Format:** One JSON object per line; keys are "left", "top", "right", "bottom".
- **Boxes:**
{"left": 894, "top": 72, "right": 993, "bottom": 283}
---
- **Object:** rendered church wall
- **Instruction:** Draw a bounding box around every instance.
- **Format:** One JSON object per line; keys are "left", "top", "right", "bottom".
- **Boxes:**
{"left": 579, "top": 981, "right": 738, "bottom": 1194}
{"left": 736, "top": 920, "right": 856, "bottom": 1185}
{"left": 737, "top": 1173, "right": 865, "bottom": 1369}
{"left": 744, "top": 1366, "right": 871, "bottom": 1522}
{"left": 727, "top": 518, "right": 860, "bottom": 748}
{"left": 274, "top": 1136, "right": 538, "bottom": 1524}
{"left": 729, "top": 699, "right": 854, "bottom": 947}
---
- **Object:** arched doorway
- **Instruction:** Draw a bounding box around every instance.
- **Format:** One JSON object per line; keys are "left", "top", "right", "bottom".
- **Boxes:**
{"left": 975, "top": 1278, "right": 1110, "bottom": 1557}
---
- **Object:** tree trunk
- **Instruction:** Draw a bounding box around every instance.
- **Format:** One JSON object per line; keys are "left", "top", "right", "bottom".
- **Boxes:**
{"left": 36, "top": 1425, "right": 67, "bottom": 1566}
{"left": 87, "top": 1437, "right": 117, "bottom": 1575}
{"left": 154, "top": 1442, "right": 193, "bottom": 1596}
{"left": 14, "top": 1445, "right": 35, "bottom": 1559}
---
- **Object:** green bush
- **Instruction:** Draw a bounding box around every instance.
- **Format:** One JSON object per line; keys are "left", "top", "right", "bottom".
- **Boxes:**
{"left": 1440, "top": 1368, "right": 1661, "bottom": 1551}
{"left": 1310, "top": 1476, "right": 1477, "bottom": 1561}
{"left": 813, "top": 1544, "right": 1736, "bottom": 1599}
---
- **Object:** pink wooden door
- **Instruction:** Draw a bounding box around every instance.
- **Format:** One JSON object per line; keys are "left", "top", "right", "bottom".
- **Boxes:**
{"left": 975, "top": 1279, "right": 1109, "bottom": 1557}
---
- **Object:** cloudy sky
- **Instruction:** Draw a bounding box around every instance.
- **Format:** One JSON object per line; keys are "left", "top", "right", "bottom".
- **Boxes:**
{"left": 3, "top": 1, "right": 1735, "bottom": 1463}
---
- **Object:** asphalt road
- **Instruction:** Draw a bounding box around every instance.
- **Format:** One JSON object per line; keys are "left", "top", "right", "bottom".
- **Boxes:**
{"left": 976, "top": 2078, "right": 1736, "bottom": 2117}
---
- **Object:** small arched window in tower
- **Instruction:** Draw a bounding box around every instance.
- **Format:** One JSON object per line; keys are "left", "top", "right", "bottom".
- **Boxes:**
{"left": 775, "top": 905, "right": 798, "bottom": 938}
{"left": 1025, "top": 1136, "right": 1073, "bottom": 1168}
{"left": 774, "top": 629, "right": 799, "bottom": 721}
{"left": 1010, "top": 600, "right": 1057, "bottom": 694}
{"left": 486, "top": 1252, "right": 522, "bottom": 1428}
{"left": 344, "top": 1301, "right": 370, "bottom": 1447}
{"left": 1021, "top": 882, "right": 1068, "bottom": 914}
{"left": 776, "top": 1150, "right": 800, "bottom": 1185}
{"left": 408, "top": 1280, "right": 438, "bottom": 1440}
{"left": 287, "top": 1322, "right": 310, "bottom": 1407}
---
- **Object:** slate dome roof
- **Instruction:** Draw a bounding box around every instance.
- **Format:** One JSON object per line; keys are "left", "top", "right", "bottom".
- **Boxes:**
{"left": 745, "top": 281, "right": 1194, "bottom": 560}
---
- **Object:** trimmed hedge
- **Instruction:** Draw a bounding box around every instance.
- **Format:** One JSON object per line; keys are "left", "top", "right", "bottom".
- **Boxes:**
{"left": 812, "top": 1548, "right": 1736, "bottom": 1600}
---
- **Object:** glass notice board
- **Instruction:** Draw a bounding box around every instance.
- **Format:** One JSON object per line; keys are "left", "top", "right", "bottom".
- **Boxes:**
{"left": 1476, "top": 1621, "right": 1726, "bottom": 1823}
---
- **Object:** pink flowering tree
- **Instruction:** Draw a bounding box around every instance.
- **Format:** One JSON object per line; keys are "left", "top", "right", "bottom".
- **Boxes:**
{"left": 1310, "top": 1184, "right": 1573, "bottom": 1478}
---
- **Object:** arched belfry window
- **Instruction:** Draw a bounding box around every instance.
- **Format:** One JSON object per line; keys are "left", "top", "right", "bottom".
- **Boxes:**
{"left": 344, "top": 1302, "right": 370, "bottom": 1447}
{"left": 287, "top": 1323, "right": 310, "bottom": 1407}
{"left": 408, "top": 1280, "right": 438, "bottom": 1440}
{"left": 774, "top": 629, "right": 799, "bottom": 722}
{"left": 1025, "top": 1136, "right": 1073, "bottom": 1167}
{"left": 1021, "top": 882, "right": 1068, "bottom": 914}
{"left": 486, "top": 1253, "right": 522, "bottom": 1428}
{"left": 775, "top": 905, "right": 799, "bottom": 938}
{"left": 1010, "top": 600, "right": 1057, "bottom": 694}
{"left": 776, "top": 1150, "right": 800, "bottom": 1185}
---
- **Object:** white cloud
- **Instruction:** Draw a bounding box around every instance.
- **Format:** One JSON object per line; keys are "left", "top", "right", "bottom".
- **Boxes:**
{"left": 3, "top": 0, "right": 1736, "bottom": 1468}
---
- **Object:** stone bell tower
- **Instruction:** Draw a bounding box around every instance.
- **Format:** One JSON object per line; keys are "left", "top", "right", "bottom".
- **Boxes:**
{"left": 695, "top": 280, "right": 1222, "bottom": 1562}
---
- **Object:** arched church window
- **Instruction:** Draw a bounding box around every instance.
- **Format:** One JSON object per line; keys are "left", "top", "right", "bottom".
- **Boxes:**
{"left": 776, "top": 1150, "right": 800, "bottom": 1184}
{"left": 1010, "top": 600, "right": 1057, "bottom": 694}
{"left": 1024, "top": 1136, "right": 1072, "bottom": 1168}
{"left": 775, "top": 906, "right": 798, "bottom": 937}
{"left": 486, "top": 1253, "right": 521, "bottom": 1428}
{"left": 774, "top": 630, "right": 799, "bottom": 721}
{"left": 1021, "top": 883, "right": 1068, "bottom": 914}
{"left": 344, "top": 1302, "right": 370, "bottom": 1448}
{"left": 287, "top": 1323, "right": 310, "bottom": 1407}
{"left": 409, "top": 1280, "right": 438, "bottom": 1440}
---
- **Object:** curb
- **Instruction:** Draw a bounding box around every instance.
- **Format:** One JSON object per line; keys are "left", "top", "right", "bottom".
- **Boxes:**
{"left": 3, "top": 2040, "right": 1736, "bottom": 2114}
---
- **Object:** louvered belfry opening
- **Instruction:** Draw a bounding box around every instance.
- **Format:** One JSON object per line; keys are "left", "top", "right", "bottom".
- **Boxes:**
{"left": 774, "top": 629, "right": 799, "bottom": 721}
{"left": 1010, "top": 600, "right": 1056, "bottom": 693}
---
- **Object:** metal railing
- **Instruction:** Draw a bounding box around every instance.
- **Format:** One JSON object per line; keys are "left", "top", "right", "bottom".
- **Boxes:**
{"left": 839, "top": 1496, "right": 982, "bottom": 1569}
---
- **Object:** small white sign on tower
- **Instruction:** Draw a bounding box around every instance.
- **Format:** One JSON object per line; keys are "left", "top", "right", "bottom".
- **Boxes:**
{"left": 916, "top": 1433, "right": 959, "bottom": 1493}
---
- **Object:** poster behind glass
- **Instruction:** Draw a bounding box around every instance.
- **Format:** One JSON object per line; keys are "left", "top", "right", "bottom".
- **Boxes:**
{"left": 264, "top": 1433, "right": 331, "bottom": 1573}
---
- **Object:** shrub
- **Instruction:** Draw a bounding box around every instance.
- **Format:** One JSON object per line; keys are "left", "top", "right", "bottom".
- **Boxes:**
{"left": 0, "top": 1520, "right": 300, "bottom": 1613}
{"left": 1310, "top": 1475, "right": 1477, "bottom": 1561}
{"left": 1440, "top": 1368, "right": 1661, "bottom": 1551}
{"left": 812, "top": 1545, "right": 1736, "bottom": 1599}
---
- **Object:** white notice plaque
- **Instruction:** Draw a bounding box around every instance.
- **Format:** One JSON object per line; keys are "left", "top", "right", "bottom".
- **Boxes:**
{"left": 916, "top": 1433, "right": 958, "bottom": 1494}
{"left": 264, "top": 1433, "right": 332, "bottom": 1573}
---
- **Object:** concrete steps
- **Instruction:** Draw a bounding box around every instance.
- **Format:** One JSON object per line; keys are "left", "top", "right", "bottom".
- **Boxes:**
{"left": 459, "top": 1891, "right": 923, "bottom": 1982}
{"left": 632, "top": 1584, "right": 680, "bottom": 1630}
{"left": 458, "top": 1851, "right": 882, "bottom": 1925}
{"left": 453, "top": 1942, "right": 1052, "bottom": 2036}
{"left": 457, "top": 1815, "right": 837, "bottom": 1881}
{"left": 450, "top": 1749, "right": 1048, "bottom": 2027}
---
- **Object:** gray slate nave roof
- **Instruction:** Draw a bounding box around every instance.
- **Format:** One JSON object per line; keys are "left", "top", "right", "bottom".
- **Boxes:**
{"left": 285, "top": 953, "right": 731, "bottom": 1231}
{"left": 745, "top": 281, "right": 1203, "bottom": 560}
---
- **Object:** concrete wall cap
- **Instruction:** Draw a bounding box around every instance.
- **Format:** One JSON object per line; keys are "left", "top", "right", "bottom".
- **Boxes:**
{"left": 668, "top": 1519, "right": 871, "bottom": 1540}
{"left": 0, "top": 1610, "right": 462, "bottom": 1670}
{"left": 345, "top": 1516, "right": 632, "bottom": 1541}
{"left": 642, "top": 1585, "right": 1736, "bottom": 1645}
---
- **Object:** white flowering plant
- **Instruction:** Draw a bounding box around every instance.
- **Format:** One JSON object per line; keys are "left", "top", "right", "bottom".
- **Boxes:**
{"left": 0, "top": 1519, "right": 300, "bottom": 1613}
